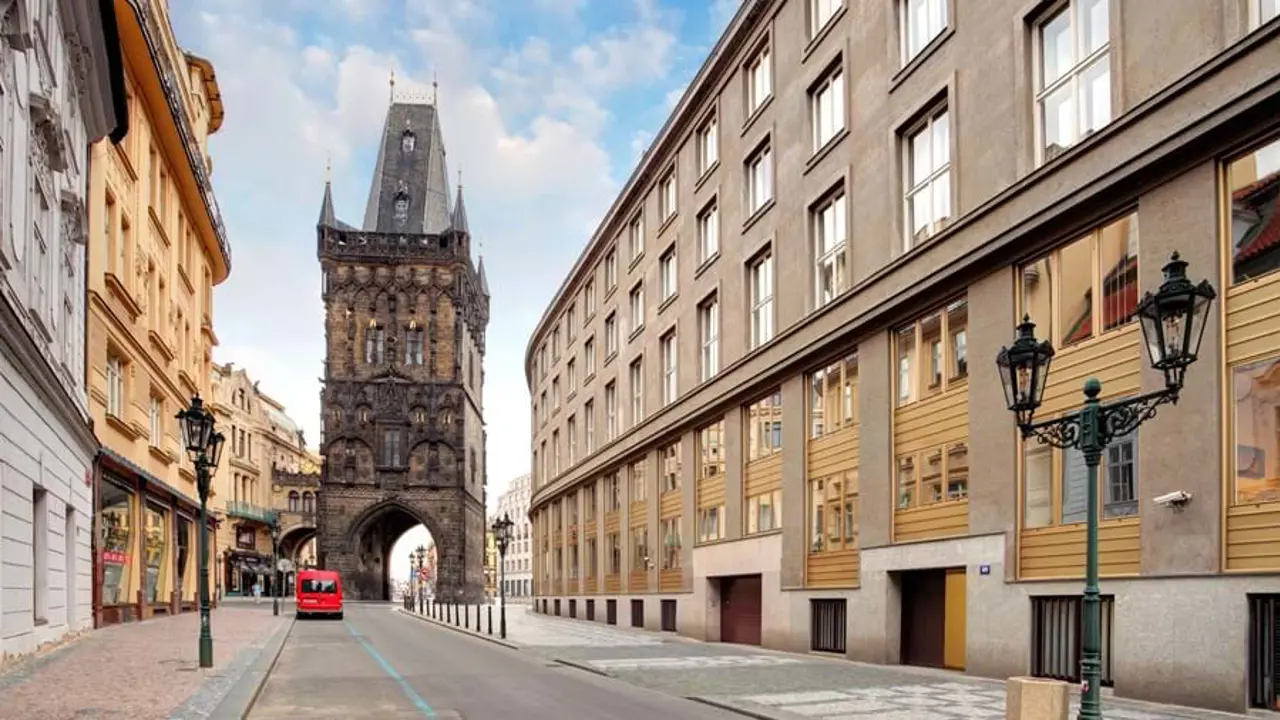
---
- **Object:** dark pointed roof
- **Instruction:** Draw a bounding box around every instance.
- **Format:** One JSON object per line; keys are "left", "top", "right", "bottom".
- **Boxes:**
{"left": 361, "top": 101, "right": 452, "bottom": 235}
{"left": 477, "top": 256, "right": 489, "bottom": 297}
{"left": 319, "top": 180, "right": 336, "bottom": 227}
{"left": 452, "top": 183, "right": 469, "bottom": 234}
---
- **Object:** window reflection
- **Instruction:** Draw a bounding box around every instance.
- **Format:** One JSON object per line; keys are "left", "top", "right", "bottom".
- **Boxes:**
{"left": 1233, "top": 356, "right": 1280, "bottom": 504}
{"left": 1227, "top": 136, "right": 1280, "bottom": 284}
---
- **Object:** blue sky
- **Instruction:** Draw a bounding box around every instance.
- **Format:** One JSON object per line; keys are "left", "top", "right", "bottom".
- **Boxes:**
{"left": 172, "top": 0, "right": 743, "bottom": 567}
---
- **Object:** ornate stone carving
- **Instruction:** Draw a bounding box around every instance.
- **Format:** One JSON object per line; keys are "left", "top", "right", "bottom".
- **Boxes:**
{"left": 0, "top": 0, "right": 32, "bottom": 52}
{"left": 29, "top": 92, "right": 68, "bottom": 173}
{"left": 59, "top": 191, "right": 86, "bottom": 245}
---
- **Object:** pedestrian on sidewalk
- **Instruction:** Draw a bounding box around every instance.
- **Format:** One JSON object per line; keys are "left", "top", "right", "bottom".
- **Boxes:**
{"left": 252, "top": 580, "right": 261, "bottom": 604}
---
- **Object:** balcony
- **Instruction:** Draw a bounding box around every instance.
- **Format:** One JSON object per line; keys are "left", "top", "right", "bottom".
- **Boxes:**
{"left": 277, "top": 509, "right": 316, "bottom": 529}
{"left": 226, "top": 501, "right": 277, "bottom": 525}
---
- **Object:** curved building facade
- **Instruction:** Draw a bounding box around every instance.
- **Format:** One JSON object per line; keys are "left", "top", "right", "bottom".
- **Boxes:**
{"left": 526, "top": 0, "right": 1280, "bottom": 713}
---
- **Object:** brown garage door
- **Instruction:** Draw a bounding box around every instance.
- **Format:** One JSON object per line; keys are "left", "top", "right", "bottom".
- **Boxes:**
{"left": 720, "top": 575, "right": 762, "bottom": 646}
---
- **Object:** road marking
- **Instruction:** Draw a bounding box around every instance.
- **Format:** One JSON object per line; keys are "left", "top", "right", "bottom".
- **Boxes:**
{"left": 588, "top": 654, "right": 804, "bottom": 671}
{"left": 346, "top": 622, "right": 437, "bottom": 718}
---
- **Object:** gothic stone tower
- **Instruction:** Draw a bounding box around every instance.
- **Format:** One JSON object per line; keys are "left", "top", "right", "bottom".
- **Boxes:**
{"left": 316, "top": 99, "right": 490, "bottom": 602}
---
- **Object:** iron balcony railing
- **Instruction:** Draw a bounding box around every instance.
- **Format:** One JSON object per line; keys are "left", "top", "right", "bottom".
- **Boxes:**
{"left": 226, "top": 501, "right": 277, "bottom": 524}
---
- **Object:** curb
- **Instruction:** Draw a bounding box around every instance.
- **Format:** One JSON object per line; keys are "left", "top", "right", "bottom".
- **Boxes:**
{"left": 208, "top": 616, "right": 295, "bottom": 719}
{"left": 552, "top": 657, "right": 614, "bottom": 677}
{"left": 685, "top": 696, "right": 778, "bottom": 720}
{"left": 394, "top": 608, "right": 521, "bottom": 650}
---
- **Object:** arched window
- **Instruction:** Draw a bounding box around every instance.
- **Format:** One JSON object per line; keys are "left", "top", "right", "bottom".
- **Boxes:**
{"left": 365, "top": 321, "right": 385, "bottom": 364}
{"left": 288, "top": 491, "right": 300, "bottom": 512}
{"left": 302, "top": 491, "right": 315, "bottom": 513}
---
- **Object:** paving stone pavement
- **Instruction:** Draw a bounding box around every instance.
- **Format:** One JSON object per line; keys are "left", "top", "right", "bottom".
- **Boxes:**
{"left": 0, "top": 605, "right": 290, "bottom": 720}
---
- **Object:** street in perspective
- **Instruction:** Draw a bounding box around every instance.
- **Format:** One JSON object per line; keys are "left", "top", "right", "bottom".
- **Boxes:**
{"left": 1, "top": 0, "right": 1280, "bottom": 719}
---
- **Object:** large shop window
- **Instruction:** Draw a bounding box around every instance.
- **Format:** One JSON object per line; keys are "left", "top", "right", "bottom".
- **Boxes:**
{"left": 697, "top": 420, "right": 726, "bottom": 543}
{"left": 746, "top": 391, "right": 783, "bottom": 461}
{"left": 809, "top": 473, "right": 859, "bottom": 553}
{"left": 176, "top": 516, "right": 192, "bottom": 599}
{"left": 1231, "top": 357, "right": 1280, "bottom": 505}
{"left": 99, "top": 478, "right": 135, "bottom": 606}
{"left": 143, "top": 504, "right": 168, "bottom": 604}
{"left": 810, "top": 353, "right": 858, "bottom": 438}
{"left": 1020, "top": 212, "right": 1139, "bottom": 349}
{"left": 895, "top": 299, "right": 968, "bottom": 407}
{"left": 1228, "top": 136, "right": 1280, "bottom": 284}
{"left": 1024, "top": 423, "right": 1139, "bottom": 528}
{"left": 661, "top": 517, "right": 682, "bottom": 570}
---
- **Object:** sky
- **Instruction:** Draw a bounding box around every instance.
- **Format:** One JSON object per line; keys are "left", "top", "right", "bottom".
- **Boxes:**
{"left": 172, "top": 0, "right": 744, "bottom": 579}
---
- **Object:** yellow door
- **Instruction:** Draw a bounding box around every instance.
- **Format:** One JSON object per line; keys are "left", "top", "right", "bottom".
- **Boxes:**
{"left": 943, "top": 567, "right": 967, "bottom": 670}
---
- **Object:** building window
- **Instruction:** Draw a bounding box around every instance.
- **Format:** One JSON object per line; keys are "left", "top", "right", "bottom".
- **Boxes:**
{"left": 1019, "top": 212, "right": 1139, "bottom": 350}
{"left": 697, "top": 420, "right": 726, "bottom": 543}
{"left": 660, "top": 331, "right": 677, "bottom": 406}
{"left": 552, "top": 377, "right": 561, "bottom": 410}
{"left": 405, "top": 324, "right": 425, "bottom": 365}
{"left": 584, "top": 399, "right": 596, "bottom": 452}
{"left": 605, "top": 381, "right": 618, "bottom": 441}
{"left": 698, "top": 294, "right": 720, "bottom": 382}
{"left": 607, "top": 532, "right": 621, "bottom": 574}
{"left": 811, "top": 65, "right": 845, "bottom": 152}
{"left": 584, "top": 279, "right": 597, "bottom": 317}
{"left": 746, "top": 43, "right": 772, "bottom": 114}
{"left": 605, "top": 471, "right": 621, "bottom": 512}
{"left": 552, "top": 325, "right": 562, "bottom": 359}
{"left": 1036, "top": 0, "right": 1111, "bottom": 163}
{"left": 627, "top": 214, "right": 644, "bottom": 262}
{"left": 584, "top": 336, "right": 597, "bottom": 376}
{"left": 895, "top": 298, "right": 968, "bottom": 407}
{"left": 659, "top": 171, "right": 677, "bottom": 222}
{"left": 904, "top": 106, "right": 951, "bottom": 250}
{"left": 605, "top": 248, "right": 618, "bottom": 290}
{"left": 746, "top": 143, "right": 773, "bottom": 215}
{"left": 584, "top": 483, "right": 597, "bottom": 521}
{"left": 1226, "top": 136, "right": 1280, "bottom": 285}
{"left": 605, "top": 312, "right": 618, "bottom": 357}
{"left": 106, "top": 353, "right": 124, "bottom": 418}
{"left": 901, "top": 0, "right": 947, "bottom": 62}
{"left": 697, "top": 200, "right": 719, "bottom": 264}
{"left": 697, "top": 114, "right": 718, "bottom": 175}
{"left": 567, "top": 358, "right": 577, "bottom": 395}
{"left": 566, "top": 304, "right": 576, "bottom": 340}
{"left": 809, "top": 353, "right": 858, "bottom": 438}
{"left": 812, "top": 0, "right": 843, "bottom": 36}
{"left": 659, "top": 246, "right": 677, "bottom": 302}
{"left": 365, "top": 322, "right": 386, "bottom": 364}
{"left": 288, "top": 491, "right": 300, "bottom": 512}
{"left": 628, "top": 283, "right": 645, "bottom": 336}
{"left": 629, "top": 358, "right": 645, "bottom": 426}
{"left": 661, "top": 442, "right": 681, "bottom": 493}
{"left": 629, "top": 458, "right": 647, "bottom": 503}
{"left": 746, "top": 391, "right": 783, "bottom": 461}
{"left": 1231, "top": 356, "right": 1280, "bottom": 505}
{"left": 749, "top": 252, "right": 774, "bottom": 349}
{"left": 540, "top": 391, "right": 547, "bottom": 424}
{"left": 809, "top": 473, "right": 858, "bottom": 552}
{"left": 552, "top": 429, "right": 561, "bottom": 475}
{"left": 538, "top": 346, "right": 547, "bottom": 380}
{"left": 660, "top": 517, "right": 682, "bottom": 570}
{"left": 567, "top": 415, "right": 577, "bottom": 465}
{"left": 814, "top": 191, "right": 848, "bottom": 308}
{"left": 148, "top": 396, "right": 162, "bottom": 445}
{"left": 1024, "top": 425, "right": 1135, "bottom": 528}
{"left": 1251, "top": 0, "right": 1280, "bottom": 29}
{"left": 382, "top": 429, "right": 402, "bottom": 467}
{"left": 746, "top": 488, "right": 781, "bottom": 534}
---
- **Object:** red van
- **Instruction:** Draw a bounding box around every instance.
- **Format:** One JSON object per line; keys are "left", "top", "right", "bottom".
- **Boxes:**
{"left": 295, "top": 569, "right": 343, "bottom": 620}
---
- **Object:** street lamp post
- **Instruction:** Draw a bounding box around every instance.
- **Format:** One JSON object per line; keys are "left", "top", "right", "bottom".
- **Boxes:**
{"left": 415, "top": 545, "right": 427, "bottom": 615}
{"left": 491, "top": 513, "right": 514, "bottom": 639}
{"left": 996, "top": 253, "right": 1215, "bottom": 720}
{"left": 176, "top": 396, "right": 226, "bottom": 670}
{"left": 409, "top": 551, "right": 417, "bottom": 611}
{"left": 270, "top": 519, "right": 281, "bottom": 617}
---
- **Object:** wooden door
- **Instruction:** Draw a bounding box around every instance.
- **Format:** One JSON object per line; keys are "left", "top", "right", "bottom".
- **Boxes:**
{"left": 901, "top": 570, "right": 946, "bottom": 667}
{"left": 720, "top": 575, "right": 763, "bottom": 646}
{"left": 943, "top": 567, "right": 967, "bottom": 670}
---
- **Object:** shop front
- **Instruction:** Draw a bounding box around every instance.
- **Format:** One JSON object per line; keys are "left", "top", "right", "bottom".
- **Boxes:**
{"left": 94, "top": 449, "right": 216, "bottom": 627}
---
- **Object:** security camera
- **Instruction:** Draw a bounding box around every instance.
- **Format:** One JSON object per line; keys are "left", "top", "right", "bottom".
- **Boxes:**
{"left": 1153, "top": 490, "right": 1192, "bottom": 509}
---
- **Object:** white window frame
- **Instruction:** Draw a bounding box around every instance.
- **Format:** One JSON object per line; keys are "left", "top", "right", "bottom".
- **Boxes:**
{"left": 811, "top": 0, "right": 843, "bottom": 37}
{"left": 584, "top": 400, "right": 595, "bottom": 452}
{"left": 605, "top": 312, "right": 618, "bottom": 357}
{"left": 659, "top": 171, "right": 677, "bottom": 221}
{"left": 605, "top": 382, "right": 618, "bottom": 440}
{"left": 697, "top": 114, "right": 718, "bottom": 175}
{"left": 749, "top": 253, "right": 774, "bottom": 349}
{"left": 629, "top": 283, "right": 645, "bottom": 335}
{"left": 659, "top": 246, "right": 677, "bottom": 302}
{"left": 628, "top": 215, "right": 644, "bottom": 262}
{"left": 1034, "top": 0, "right": 1112, "bottom": 165}
{"left": 106, "top": 354, "right": 124, "bottom": 417}
{"left": 699, "top": 296, "right": 720, "bottom": 382}
{"left": 746, "top": 44, "right": 772, "bottom": 114}
{"left": 605, "top": 248, "right": 618, "bottom": 290}
{"left": 661, "top": 331, "right": 677, "bottom": 406}
{"left": 746, "top": 145, "right": 773, "bottom": 214}
{"left": 552, "top": 429, "right": 561, "bottom": 475}
{"left": 1251, "top": 0, "right": 1280, "bottom": 29}
{"left": 567, "top": 416, "right": 577, "bottom": 464}
{"left": 585, "top": 336, "right": 597, "bottom": 375}
{"left": 148, "top": 396, "right": 161, "bottom": 445}
{"left": 629, "top": 358, "right": 644, "bottom": 425}
{"left": 813, "top": 192, "right": 848, "bottom": 309}
{"left": 698, "top": 201, "right": 719, "bottom": 264}
{"left": 584, "top": 279, "right": 596, "bottom": 317}
{"left": 900, "top": 0, "right": 948, "bottom": 63}
{"left": 567, "top": 358, "right": 577, "bottom": 394}
{"left": 903, "top": 106, "right": 951, "bottom": 251}
{"left": 811, "top": 66, "right": 845, "bottom": 153}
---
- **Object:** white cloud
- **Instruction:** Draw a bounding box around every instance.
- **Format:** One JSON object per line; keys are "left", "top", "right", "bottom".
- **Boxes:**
{"left": 181, "top": 0, "right": 685, "bottom": 498}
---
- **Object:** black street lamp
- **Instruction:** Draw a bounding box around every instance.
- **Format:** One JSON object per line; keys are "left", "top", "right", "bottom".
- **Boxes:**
{"left": 996, "top": 253, "right": 1214, "bottom": 720}
{"left": 176, "top": 396, "right": 225, "bottom": 670}
{"left": 415, "top": 545, "right": 427, "bottom": 614}
{"left": 491, "top": 513, "right": 514, "bottom": 639}
{"left": 270, "top": 518, "right": 281, "bottom": 616}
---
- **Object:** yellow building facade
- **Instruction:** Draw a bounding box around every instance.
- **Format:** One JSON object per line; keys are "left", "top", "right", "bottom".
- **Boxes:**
{"left": 87, "top": 0, "right": 231, "bottom": 626}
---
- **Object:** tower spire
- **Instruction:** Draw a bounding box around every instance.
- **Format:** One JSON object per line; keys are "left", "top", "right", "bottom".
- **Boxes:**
{"left": 432, "top": 72, "right": 439, "bottom": 105}
{"left": 389, "top": 70, "right": 396, "bottom": 104}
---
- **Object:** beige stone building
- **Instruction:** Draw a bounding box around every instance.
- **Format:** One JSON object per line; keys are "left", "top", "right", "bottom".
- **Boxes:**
{"left": 209, "top": 362, "right": 318, "bottom": 597}
{"left": 526, "top": 0, "right": 1280, "bottom": 713}
{"left": 87, "top": 0, "right": 230, "bottom": 626}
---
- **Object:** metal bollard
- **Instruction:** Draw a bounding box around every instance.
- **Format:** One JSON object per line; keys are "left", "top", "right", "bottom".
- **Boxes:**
{"left": 487, "top": 605, "right": 493, "bottom": 635}
{"left": 465, "top": 604, "right": 470, "bottom": 630}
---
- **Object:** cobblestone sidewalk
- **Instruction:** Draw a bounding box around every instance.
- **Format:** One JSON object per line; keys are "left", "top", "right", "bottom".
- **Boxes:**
{"left": 0, "top": 606, "right": 289, "bottom": 720}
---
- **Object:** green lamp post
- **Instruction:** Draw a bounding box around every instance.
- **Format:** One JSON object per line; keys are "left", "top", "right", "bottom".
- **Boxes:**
{"left": 177, "top": 396, "right": 226, "bottom": 670}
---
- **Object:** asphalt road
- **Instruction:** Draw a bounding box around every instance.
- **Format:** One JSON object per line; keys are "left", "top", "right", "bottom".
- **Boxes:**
{"left": 248, "top": 603, "right": 743, "bottom": 719}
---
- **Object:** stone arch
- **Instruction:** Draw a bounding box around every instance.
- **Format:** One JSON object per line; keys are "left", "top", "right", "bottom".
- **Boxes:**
{"left": 341, "top": 499, "right": 448, "bottom": 601}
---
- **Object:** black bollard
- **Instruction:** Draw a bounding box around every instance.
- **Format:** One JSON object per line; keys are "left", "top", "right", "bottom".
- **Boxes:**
{"left": 487, "top": 605, "right": 493, "bottom": 635}
{"left": 465, "top": 604, "right": 470, "bottom": 630}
